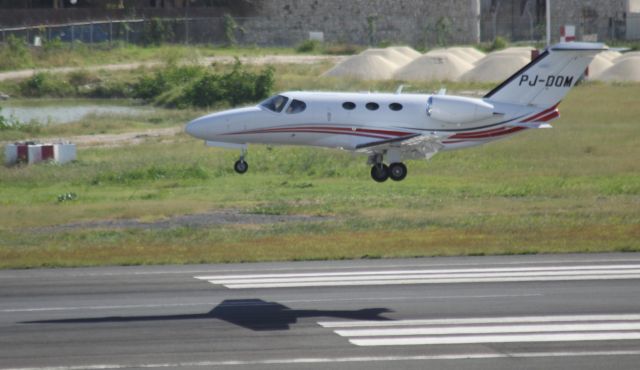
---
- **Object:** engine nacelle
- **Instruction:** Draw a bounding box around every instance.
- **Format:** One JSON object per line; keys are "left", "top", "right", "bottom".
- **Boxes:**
{"left": 427, "top": 95, "right": 495, "bottom": 124}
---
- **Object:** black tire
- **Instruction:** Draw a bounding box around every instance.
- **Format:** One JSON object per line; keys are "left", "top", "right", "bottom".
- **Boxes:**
{"left": 370, "top": 164, "right": 389, "bottom": 182}
{"left": 389, "top": 162, "right": 407, "bottom": 181}
{"left": 234, "top": 160, "right": 248, "bottom": 174}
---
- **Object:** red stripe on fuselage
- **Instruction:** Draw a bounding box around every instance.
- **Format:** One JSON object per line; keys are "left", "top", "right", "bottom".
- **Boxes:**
{"left": 522, "top": 103, "right": 559, "bottom": 123}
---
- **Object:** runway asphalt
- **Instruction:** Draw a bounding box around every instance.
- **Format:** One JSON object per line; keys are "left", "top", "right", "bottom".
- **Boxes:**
{"left": 1, "top": 253, "right": 640, "bottom": 369}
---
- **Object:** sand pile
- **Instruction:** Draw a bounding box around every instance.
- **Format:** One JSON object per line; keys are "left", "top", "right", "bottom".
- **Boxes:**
{"left": 394, "top": 51, "right": 474, "bottom": 81}
{"left": 359, "top": 48, "right": 415, "bottom": 67}
{"left": 388, "top": 46, "right": 422, "bottom": 59}
{"left": 600, "top": 50, "right": 623, "bottom": 62}
{"left": 461, "top": 53, "right": 530, "bottom": 82}
{"left": 587, "top": 54, "right": 614, "bottom": 80}
{"left": 613, "top": 51, "right": 640, "bottom": 62}
{"left": 492, "top": 46, "right": 535, "bottom": 59}
{"left": 322, "top": 54, "right": 399, "bottom": 80}
{"left": 598, "top": 56, "right": 640, "bottom": 82}
{"left": 437, "top": 47, "right": 486, "bottom": 63}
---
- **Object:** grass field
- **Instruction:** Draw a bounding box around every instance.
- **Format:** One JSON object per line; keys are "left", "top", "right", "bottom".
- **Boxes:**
{"left": 0, "top": 80, "right": 639, "bottom": 268}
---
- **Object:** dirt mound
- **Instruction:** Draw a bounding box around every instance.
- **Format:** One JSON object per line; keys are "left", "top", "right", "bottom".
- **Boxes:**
{"left": 491, "top": 46, "right": 535, "bottom": 59}
{"left": 394, "top": 51, "right": 474, "bottom": 81}
{"left": 598, "top": 56, "right": 640, "bottom": 82}
{"left": 441, "top": 47, "right": 486, "bottom": 63}
{"left": 614, "top": 51, "right": 640, "bottom": 61}
{"left": 322, "top": 54, "right": 399, "bottom": 80}
{"left": 359, "top": 48, "right": 415, "bottom": 67}
{"left": 587, "top": 54, "right": 614, "bottom": 80}
{"left": 461, "top": 54, "right": 530, "bottom": 82}
{"left": 600, "top": 50, "right": 623, "bottom": 62}
{"left": 388, "top": 46, "right": 422, "bottom": 59}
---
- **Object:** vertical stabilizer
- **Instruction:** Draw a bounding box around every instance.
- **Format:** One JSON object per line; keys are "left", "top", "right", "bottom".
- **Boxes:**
{"left": 484, "top": 42, "right": 607, "bottom": 108}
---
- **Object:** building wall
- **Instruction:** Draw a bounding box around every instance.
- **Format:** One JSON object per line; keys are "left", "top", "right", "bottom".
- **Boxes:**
{"left": 551, "top": 0, "right": 628, "bottom": 41}
{"left": 236, "top": 0, "right": 481, "bottom": 46}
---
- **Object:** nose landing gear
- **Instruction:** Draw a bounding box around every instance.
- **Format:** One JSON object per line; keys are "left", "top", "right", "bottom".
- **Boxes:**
{"left": 233, "top": 147, "right": 249, "bottom": 174}
{"left": 234, "top": 159, "right": 248, "bottom": 174}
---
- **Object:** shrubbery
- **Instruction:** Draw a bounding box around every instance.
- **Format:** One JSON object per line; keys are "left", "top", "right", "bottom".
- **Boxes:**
{"left": 296, "top": 39, "right": 321, "bottom": 53}
{"left": 133, "top": 60, "right": 274, "bottom": 108}
{"left": 0, "top": 35, "right": 33, "bottom": 71}
{"left": 19, "top": 72, "right": 73, "bottom": 97}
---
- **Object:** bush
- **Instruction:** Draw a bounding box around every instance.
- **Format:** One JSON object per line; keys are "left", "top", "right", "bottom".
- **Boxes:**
{"left": 68, "top": 69, "right": 99, "bottom": 94}
{"left": 323, "top": 43, "right": 360, "bottom": 55}
{"left": 133, "top": 64, "right": 205, "bottom": 101}
{"left": 490, "top": 36, "right": 508, "bottom": 51}
{"left": 184, "top": 61, "right": 274, "bottom": 108}
{"left": 296, "top": 40, "right": 321, "bottom": 53}
{"left": 142, "top": 18, "right": 174, "bottom": 46}
{"left": 88, "top": 80, "right": 132, "bottom": 99}
{"left": 132, "top": 60, "right": 274, "bottom": 108}
{"left": 19, "top": 72, "right": 73, "bottom": 97}
{"left": 0, "top": 35, "right": 33, "bottom": 70}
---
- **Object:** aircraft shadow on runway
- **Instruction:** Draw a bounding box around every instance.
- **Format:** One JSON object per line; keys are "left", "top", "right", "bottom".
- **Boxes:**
{"left": 22, "top": 299, "right": 392, "bottom": 331}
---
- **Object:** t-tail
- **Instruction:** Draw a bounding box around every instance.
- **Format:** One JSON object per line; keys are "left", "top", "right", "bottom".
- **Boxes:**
{"left": 484, "top": 42, "right": 607, "bottom": 108}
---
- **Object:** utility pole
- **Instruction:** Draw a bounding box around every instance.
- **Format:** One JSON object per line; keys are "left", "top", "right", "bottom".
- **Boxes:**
{"left": 546, "top": 0, "right": 551, "bottom": 46}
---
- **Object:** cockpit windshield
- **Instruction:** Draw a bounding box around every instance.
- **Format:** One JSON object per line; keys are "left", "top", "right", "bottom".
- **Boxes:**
{"left": 260, "top": 95, "right": 289, "bottom": 113}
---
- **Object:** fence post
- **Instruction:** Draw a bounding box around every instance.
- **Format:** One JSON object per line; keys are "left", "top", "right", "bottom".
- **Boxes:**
{"left": 90, "top": 21, "right": 94, "bottom": 44}
{"left": 125, "top": 21, "right": 129, "bottom": 44}
{"left": 186, "top": 17, "right": 190, "bottom": 45}
{"left": 71, "top": 24, "right": 75, "bottom": 48}
{"left": 109, "top": 18, "right": 113, "bottom": 46}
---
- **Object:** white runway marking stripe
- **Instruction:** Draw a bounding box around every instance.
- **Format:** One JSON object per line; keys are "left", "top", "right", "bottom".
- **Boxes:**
{"left": 335, "top": 322, "right": 640, "bottom": 337}
{"left": 349, "top": 332, "right": 640, "bottom": 346}
{"left": 319, "top": 313, "right": 640, "bottom": 347}
{"left": 318, "top": 314, "right": 640, "bottom": 328}
{"left": 194, "top": 264, "right": 640, "bottom": 289}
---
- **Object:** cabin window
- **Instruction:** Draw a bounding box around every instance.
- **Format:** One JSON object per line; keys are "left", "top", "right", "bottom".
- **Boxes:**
{"left": 365, "top": 102, "right": 379, "bottom": 111}
{"left": 286, "top": 99, "right": 307, "bottom": 114}
{"left": 389, "top": 103, "right": 403, "bottom": 111}
{"left": 260, "top": 95, "right": 289, "bottom": 113}
{"left": 342, "top": 102, "right": 356, "bottom": 110}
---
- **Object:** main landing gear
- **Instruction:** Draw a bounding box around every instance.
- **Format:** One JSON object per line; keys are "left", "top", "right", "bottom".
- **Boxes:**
{"left": 368, "top": 154, "right": 408, "bottom": 182}
{"left": 233, "top": 147, "right": 249, "bottom": 174}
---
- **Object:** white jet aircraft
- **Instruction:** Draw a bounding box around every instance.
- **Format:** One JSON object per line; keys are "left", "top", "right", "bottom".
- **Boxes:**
{"left": 186, "top": 42, "right": 606, "bottom": 182}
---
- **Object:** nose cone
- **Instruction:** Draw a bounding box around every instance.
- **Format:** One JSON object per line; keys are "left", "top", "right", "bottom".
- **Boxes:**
{"left": 185, "top": 116, "right": 209, "bottom": 139}
{"left": 185, "top": 107, "right": 262, "bottom": 140}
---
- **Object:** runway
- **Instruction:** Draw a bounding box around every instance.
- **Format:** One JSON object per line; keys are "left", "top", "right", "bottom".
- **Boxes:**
{"left": 2, "top": 253, "right": 640, "bottom": 369}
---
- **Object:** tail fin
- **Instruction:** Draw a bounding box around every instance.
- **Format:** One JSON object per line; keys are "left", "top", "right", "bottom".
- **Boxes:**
{"left": 484, "top": 42, "right": 607, "bottom": 107}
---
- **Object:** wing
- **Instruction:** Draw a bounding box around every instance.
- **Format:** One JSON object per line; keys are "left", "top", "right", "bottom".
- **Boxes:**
{"left": 355, "top": 133, "right": 445, "bottom": 160}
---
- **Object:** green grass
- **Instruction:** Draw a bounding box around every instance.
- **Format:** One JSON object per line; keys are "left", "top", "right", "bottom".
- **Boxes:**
{"left": 0, "top": 43, "right": 299, "bottom": 72}
{"left": 0, "top": 82, "right": 639, "bottom": 268}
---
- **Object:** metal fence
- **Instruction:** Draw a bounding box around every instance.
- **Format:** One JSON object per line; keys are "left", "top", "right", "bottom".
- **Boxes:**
{"left": 1, "top": 14, "right": 638, "bottom": 48}
{"left": 0, "top": 17, "right": 232, "bottom": 46}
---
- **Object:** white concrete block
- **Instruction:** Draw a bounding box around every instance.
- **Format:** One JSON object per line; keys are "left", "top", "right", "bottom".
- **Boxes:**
{"left": 27, "top": 144, "right": 42, "bottom": 164}
{"left": 4, "top": 144, "right": 18, "bottom": 165}
{"left": 54, "top": 143, "right": 76, "bottom": 164}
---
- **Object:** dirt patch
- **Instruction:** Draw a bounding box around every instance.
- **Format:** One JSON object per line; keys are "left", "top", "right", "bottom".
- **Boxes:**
{"left": 36, "top": 210, "right": 330, "bottom": 232}
{"left": 0, "top": 55, "right": 346, "bottom": 82}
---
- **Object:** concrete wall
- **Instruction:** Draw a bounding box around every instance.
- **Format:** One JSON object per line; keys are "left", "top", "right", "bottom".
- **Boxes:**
{"left": 480, "top": 0, "right": 629, "bottom": 43}
{"left": 551, "top": 0, "right": 628, "bottom": 41}
{"left": 236, "top": 0, "right": 481, "bottom": 46}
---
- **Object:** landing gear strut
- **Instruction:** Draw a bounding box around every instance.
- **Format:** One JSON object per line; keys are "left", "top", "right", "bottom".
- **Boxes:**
{"left": 234, "top": 147, "right": 248, "bottom": 174}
